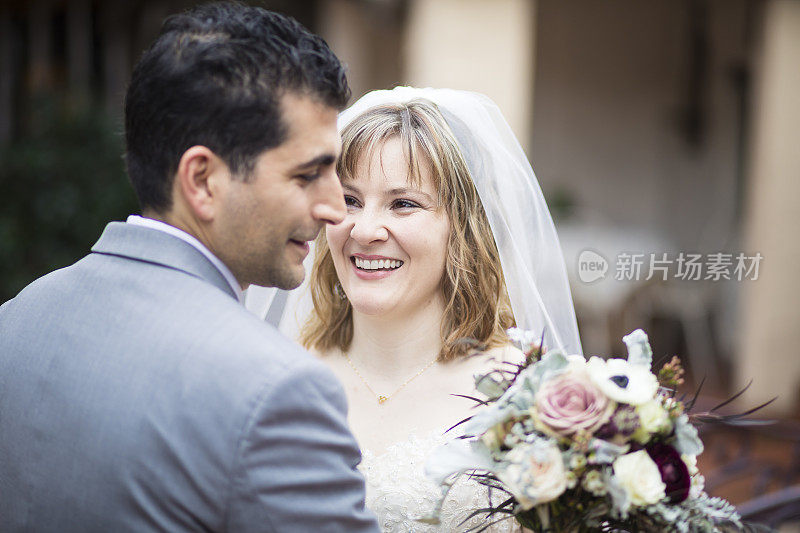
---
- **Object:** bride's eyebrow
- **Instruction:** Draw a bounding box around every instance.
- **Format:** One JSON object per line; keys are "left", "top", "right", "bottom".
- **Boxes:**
{"left": 388, "top": 187, "right": 433, "bottom": 202}
{"left": 341, "top": 184, "right": 360, "bottom": 194}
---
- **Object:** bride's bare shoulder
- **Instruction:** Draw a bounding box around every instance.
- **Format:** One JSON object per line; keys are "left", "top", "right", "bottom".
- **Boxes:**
{"left": 480, "top": 343, "right": 524, "bottom": 364}
{"left": 445, "top": 344, "right": 525, "bottom": 376}
{"left": 432, "top": 344, "right": 524, "bottom": 399}
{"left": 485, "top": 344, "right": 526, "bottom": 363}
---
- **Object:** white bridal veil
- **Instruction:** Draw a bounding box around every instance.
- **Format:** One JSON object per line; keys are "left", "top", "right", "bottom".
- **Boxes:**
{"left": 245, "top": 87, "right": 583, "bottom": 356}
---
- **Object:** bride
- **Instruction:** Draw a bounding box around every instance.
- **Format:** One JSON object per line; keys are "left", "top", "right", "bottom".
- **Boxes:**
{"left": 249, "top": 87, "right": 581, "bottom": 531}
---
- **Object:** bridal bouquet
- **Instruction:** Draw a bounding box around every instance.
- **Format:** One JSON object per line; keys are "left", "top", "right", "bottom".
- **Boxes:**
{"left": 423, "top": 329, "right": 746, "bottom": 532}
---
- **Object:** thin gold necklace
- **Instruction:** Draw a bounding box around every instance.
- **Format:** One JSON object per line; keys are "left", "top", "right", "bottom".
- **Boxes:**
{"left": 344, "top": 353, "right": 438, "bottom": 405}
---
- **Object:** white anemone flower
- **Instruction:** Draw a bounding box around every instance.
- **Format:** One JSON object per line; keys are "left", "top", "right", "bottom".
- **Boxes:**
{"left": 586, "top": 356, "right": 658, "bottom": 405}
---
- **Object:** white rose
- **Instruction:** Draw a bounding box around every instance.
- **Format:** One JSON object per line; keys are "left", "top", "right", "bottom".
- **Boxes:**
{"left": 586, "top": 357, "right": 659, "bottom": 405}
{"left": 497, "top": 440, "right": 567, "bottom": 509}
{"left": 632, "top": 400, "right": 672, "bottom": 443}
{"left": 612, "top": 450, "right": 666, "bottom": 506}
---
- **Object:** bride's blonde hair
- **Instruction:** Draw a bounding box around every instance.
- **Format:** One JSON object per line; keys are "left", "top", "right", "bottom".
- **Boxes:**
{"left": 299, "top": 99, "right": 515, "bottom": 361}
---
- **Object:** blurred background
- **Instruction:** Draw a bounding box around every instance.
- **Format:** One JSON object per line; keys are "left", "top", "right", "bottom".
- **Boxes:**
{"left": 1, "top": 0, "right": 799, "bottom": 525}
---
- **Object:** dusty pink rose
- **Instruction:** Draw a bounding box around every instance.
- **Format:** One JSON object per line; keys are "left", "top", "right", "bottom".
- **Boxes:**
{"left": 533, "top": 370, "right": 615, "bottom": 437}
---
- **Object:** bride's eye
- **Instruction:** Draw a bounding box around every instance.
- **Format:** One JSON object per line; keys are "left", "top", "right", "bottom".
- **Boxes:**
{"left": 344, "top": 195, "right": 361, "bottom": 208}
{"left": 392, "top": 199, "right": 420, "bottom": 210}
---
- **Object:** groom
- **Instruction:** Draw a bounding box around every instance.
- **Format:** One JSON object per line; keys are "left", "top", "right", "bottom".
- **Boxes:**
{"left": 0, "top": 3, "right": 378, "bottom": 532}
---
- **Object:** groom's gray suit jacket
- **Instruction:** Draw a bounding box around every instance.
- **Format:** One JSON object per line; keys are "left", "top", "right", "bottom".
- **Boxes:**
{"left": 0, "top": 222, "right": 378, "bottom": 532}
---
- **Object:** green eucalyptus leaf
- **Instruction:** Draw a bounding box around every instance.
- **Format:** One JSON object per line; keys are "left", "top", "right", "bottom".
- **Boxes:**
{"left": 474, "top": 372, "right": 507, "bottom": 399}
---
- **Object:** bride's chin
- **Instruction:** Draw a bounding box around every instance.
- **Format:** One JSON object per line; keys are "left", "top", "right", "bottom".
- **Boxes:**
{"left": 347, "top": 295, "right": 396, "bottom": 318}
{"left": 349, "top": 301, "right": 391, "bottom": 318}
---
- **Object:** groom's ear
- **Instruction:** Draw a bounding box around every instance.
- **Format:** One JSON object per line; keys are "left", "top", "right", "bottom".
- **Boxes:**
{"left": 174, "top": 146, "right": 230, "bottom": 222}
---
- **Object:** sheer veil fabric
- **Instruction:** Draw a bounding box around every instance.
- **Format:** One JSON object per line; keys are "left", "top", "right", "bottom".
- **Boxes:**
{"left": 245, "top": 86, "right": 582, "bottom": 357}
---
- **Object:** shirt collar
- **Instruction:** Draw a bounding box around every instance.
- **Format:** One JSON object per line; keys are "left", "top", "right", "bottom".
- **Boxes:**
{"left": 126, "top": 215, "right": 244, "bottom": 303}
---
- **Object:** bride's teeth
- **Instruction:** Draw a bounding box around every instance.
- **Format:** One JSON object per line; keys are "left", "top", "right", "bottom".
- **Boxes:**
{"left": 353, "top": 257, "right": 403, "bottom": 270}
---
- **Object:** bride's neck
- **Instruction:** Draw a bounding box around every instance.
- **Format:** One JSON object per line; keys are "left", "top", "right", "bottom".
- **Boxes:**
{"left": 347, "top": 296, "right": 445, "bottom": 378}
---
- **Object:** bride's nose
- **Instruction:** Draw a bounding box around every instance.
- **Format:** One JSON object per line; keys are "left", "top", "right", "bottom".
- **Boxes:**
{"left": 349, "top": 210, "right": 389, "bottom": 244}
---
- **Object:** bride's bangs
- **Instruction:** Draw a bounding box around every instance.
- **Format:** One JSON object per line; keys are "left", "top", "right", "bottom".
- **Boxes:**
{"left": 337, "top": 104, "right": 438, "bottom": 196}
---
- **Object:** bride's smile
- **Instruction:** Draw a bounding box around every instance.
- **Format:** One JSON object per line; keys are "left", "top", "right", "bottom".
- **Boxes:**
{"left": 326, "top": 136, "right": 450, "bottom": 318}
{"left": 350, "top": 254, "right": 404, "bottom": 279}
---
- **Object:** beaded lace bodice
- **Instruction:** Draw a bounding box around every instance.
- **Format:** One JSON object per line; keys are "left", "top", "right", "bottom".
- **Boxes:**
{"left": 359, "top": 430, "right": 519, "bottom": 533}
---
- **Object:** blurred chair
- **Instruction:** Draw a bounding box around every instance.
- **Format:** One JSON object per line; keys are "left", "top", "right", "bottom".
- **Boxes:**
{"left": 738, "top": 484, "right": 800, "bottom": 530}
{"left": 620, "top": 278, "right": 724, "bottom": 391}
{"left": 700, "top": 421, "right": 800, "bottom": 531}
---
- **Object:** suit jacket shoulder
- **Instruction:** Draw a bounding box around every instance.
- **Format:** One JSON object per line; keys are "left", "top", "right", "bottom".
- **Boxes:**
{"left": 0, "top": 222, "right": 377, "bottom": 532}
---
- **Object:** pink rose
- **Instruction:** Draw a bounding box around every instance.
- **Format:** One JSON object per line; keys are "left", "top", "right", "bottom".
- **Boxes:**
{"left": 533, "top": 370, "right": 615, "bottom": 438}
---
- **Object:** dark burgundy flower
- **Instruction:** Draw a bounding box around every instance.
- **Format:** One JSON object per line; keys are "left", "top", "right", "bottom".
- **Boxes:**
{"left": 646, "top": 442, "right": 690, "bottom": 503}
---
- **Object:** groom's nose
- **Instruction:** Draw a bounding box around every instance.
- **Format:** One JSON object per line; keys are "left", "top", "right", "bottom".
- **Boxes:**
{"left": 311, "top": 170, "right": 346, "bottom": 225}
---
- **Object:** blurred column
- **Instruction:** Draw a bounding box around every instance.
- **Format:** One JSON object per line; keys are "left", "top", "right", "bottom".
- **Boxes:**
{"left": 0, "top": 7, "right": 13, "bottom": 144}
{"left": 738, "top": 0, "right": 800, "bottom": 413}
{"left": 318, "top": 0, "right": 404, "bottom": 100}
{"left": 319, "top": 0, "right": 375, "bottom": 98}
{"left": 67, "top": 0, "right": 92, "bottom": 106}
{"left": 403, "top": 0, "right": 535, "bottom": 152}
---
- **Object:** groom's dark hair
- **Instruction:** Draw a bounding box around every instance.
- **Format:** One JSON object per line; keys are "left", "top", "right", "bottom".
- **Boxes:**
{"left": 124, "top": 1, "right": 350, "bottom": 212}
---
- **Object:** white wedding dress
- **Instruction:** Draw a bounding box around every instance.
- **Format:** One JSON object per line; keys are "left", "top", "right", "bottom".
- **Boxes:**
{"left": 359, "top": 429, "right": 519, "bottom": 533}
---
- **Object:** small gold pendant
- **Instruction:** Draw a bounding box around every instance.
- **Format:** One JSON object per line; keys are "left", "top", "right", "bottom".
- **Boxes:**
{"left": 378, "top": 395, "right": 388, "bottom": 404}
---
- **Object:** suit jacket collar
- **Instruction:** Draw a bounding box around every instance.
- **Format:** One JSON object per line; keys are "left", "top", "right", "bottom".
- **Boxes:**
{"left": 91, "top": 222, "right": 239, "bottom": 301}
